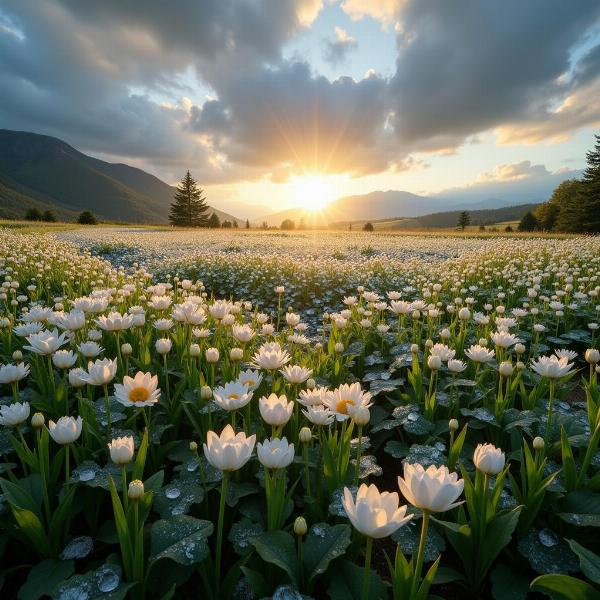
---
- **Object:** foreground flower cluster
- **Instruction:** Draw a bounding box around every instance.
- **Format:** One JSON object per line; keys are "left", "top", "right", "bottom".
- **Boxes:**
{"left": 0, "top": 228, "right": 599, "bottom": 599}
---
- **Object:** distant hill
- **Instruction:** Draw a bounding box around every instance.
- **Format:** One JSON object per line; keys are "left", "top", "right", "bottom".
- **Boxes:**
{"left": 0, "top": 130, "right": 241, "bottom": 224}
{"left": 260, "top": 189, "right": 538, "bottom": 227}
{"left": 330, "top": 203, "right": 540, "bottom": 230}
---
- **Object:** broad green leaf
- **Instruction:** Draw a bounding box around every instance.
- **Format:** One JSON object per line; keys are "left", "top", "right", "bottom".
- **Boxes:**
{"left": 489, "top": 562, "right": 529, "bottom": 600}
{"left": 530, "top": 574, "right": 599, "bottom": 600}
{"left": 18, "top": 559, "right": 74, "bottom": 600}
{"left": 249, "top": 530, "right": 298, "bottom": 587}
{"left": 304, "top": 523, "right": 351, "bottom": 584}
{"left": 150, "top": 515, "right": 213, "bottom": 566}
{"left": 567, "top": 540, "right": 600, "bottom": 584}
{"left": 327, "top": 558, "right": 385, "bottom": 600}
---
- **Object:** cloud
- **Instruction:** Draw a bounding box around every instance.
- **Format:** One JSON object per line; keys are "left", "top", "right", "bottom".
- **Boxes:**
{"left": 323, "top": 26, "right": 358, "bottom": 64}
{"left": 437, "top": 161, "right": 582, "bottom": 204}
{"left": 0, "top": 0, "right": 599, "bottom": 187}
{"left": 340, "top": 0, "right": 399, "bottom": 27}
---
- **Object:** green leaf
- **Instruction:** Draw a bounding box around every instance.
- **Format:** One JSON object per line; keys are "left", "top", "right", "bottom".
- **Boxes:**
{"left": 132, "top": 428, "right": 149, "bottom": 481}
{"left": 558, "top": 513, "right": 600, "bottom": 527}
{"left": 18, "top": 559, "right": 75, "bottom": 600}
{"left": 327, "top": 558, "right": 385, "bottom": 600}
{"left": 479, "top": 507, "right": 522, "bottom": 577}
{"left": 150, "top": 515, "right": 213, "bottom": 566}
{"left": 11, "top": 506, "right": 50, "bottom": 557}
{"left": 304, "top": 523, "right": 351, "bottom": 584}
{"left": 240, "top": 567, "right": 268, "bottom": 598}
{"left": 567, "top": 540, "right": 600, "bottom": 584}
{"left": 530, "top": 574, "right": 599, "bottom": 600}
{"left": 249, "top": 530, "right": 298, "bottom": 587}
{"left": 51, "top": 564, "right": 135, "bottom": 600}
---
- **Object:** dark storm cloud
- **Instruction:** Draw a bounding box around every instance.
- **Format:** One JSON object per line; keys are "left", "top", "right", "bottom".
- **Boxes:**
{"left": 0, "top": 0, "right": 599, "bottom": 183}
{"left": 388, "top": 0, "right": 600, "bottom": 149}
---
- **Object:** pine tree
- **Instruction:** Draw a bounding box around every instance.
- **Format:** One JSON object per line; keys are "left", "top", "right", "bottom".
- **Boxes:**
{"left": 518, "top": 211, "right": 538, "bottom": 232}
{"left": 457, "top": 211, "right": 470, "bottom": 231}
{"left": 169, "top": 171, "right": 209, "bottom": 227}
{"left": 576, "top": 134, "right": 600, "bottom": 233}
{"left": 245, "top": 219, "right": 250, "bottom": 229}
{"left": 208, "top": 212, "right": 221, "bottom": 228}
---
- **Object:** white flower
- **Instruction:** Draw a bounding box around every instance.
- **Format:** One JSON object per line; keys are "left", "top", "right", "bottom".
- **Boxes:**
{"left": 52, "top": 309, "right": 86, "bottom": 331}
{"left": 24, "top": 329, "right": 68, "bottom": 355}
{"left": 398, "top": 463, "right": 464, "bottom": 513}
{"left": 52, "top": 350, "right": 77, "bottom": 369}
{"left": 298, "top": 386, "right": 329, "bottom": 407}
{"left": 473, "top": 443, "right": 505, "bottom": 475}
{"left": 302, "top": 405, "right": 334, "bottom": 426}
{"left": 257, "top": 437, "right": 295, "bottom": 469}
{"left": 0, "top": 363, "right": 30, "bottom": 384}
{"left": 430, "top": 343, "right": 455, "bottom": 362}
{"left": 236, "top": 369, "right": 263, "bottom": 391}
{"left": 48, "top": 416, "right": 83, "bottom": 444}
{"left": 155, "top": 338, "right": 172, "bottom": 354}
{"left": 114, "top": 371, "right": 161, "bottom": 407}
{"left": 465, "top": 344, "right": 495, "bottom": 363}
{"left": 213, "top": 381, "right": 253, "bottom": 411}
{"left": 203, "top": 424, "right": 256, "bottom": 471}
{"left": 232, "top": 324, "right": 256, "bottom": 343}
{"left": 342, "top": 483, "right": 413, "bottom": 539}
{"left": 68, "top": 367, "right": 88, "bottom": 388}
{"left": 95, "top": 311, "right": 134, "bottom": 331}
{"left": 490, "top": 331, "right": 521, "bottom": 349}
{"left": 280, "top": 364, "right": 312, "bottom": 384}
{"left": 447, "top": 359, "right": 467, "bottom": 373}
{"left": 0, "top": 402, "right": 30, "bottom": 426}
{"left": 259, "top": 393, "right": 294, "bottom": 426}
{"left": 251, "top": 342, "right": 290, "bottom": 370}
{"left": 80, "top": 358, "right": 117, "bottom": 386}
{"left": 531, "top": 355, "right": 574, "bottom": 379}
{"left": 554, "top": 349, "right": 577, "bottom": 361}
{"left": 108, "top": 436, "right": 135, "bottom": 464}
{"left": 79, "top": 341, "right": 104, "bottom": 358}
{"left": 323, "top": 383, "right": 372, "bottom": 421}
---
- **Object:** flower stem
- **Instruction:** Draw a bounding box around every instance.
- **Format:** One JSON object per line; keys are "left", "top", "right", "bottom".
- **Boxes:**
{"left": 65, "top": 445, "right": 70, "bottom": 486}
{"left": 545, "top": 379, "right": 555, "bottom": 446}
{"left": 354, "top": 425, "right": 363, "bottom": 487}
{"left": 215, "top": 471, "right": 229, "bottom": 599}
{"left": 104, "top": 384, "right": 111, "bottom": 436}
{"left": 411, "top": 510, "right": 429, "bottom": 598}
{"left": 362, "top": 536, "right": 373, "bottom": 600}
{"left": 122, "top": 464, "right": 128, "bottom": 511}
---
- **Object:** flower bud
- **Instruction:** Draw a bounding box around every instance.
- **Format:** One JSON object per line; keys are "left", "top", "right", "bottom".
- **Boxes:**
{"left": 200, "top": 385, "right": 212, "bottom": 400}
{"left": 425, "top": 339, "right": 433, "bottom": 349}
{"left": 306, "top": 378, "right": 316, "bottom": 390}
{"left": 31, "top": 412, "right": 45, "bottom": 428}
{"left": 189, "top": 343, "right": 201, "bottom": 357}
{"left": 189, "top": 441, "right": 198, "bottom": 452}
{"left": 478, "top": 338, "right": 488, "bottom": 347}
{"left": 12, "top": 350, "right": 23, "bottom": 361}
{"left": 410, "top": 343, "right": 419, "bottom": 354}
{"left": 205, "top": 347, "right": 219, "bottom": 363}
{"left": 449, "top": 418, "right": 459, "bottom": 432}
{"left": 128, "top": 479, "right": 145, "bottom": 500}
{"left": 299, "top": 427, "right": 312, "bottom": 444}
{"left": 334, "top": 342, "right": 344, "bottom": 353}
{"left": 532, "top": 436, "right": 545, "bottom": 451}
{"left": 585, "top": 348, "right": 600, "bottom": 364}
{"left": 230, "top": 347, "right": 243, "bottom": 362}
{"left": 294, "top": 516, "right": 307, "bottom": 536}
{"left": 351, "top": 406, "right": 370, "bottom": 426}
{"left": 427, "top": 355, "right": 442, "bottom": 371}
{"left": 516, "top": 361, "right": 525, "bottom": 371}
{"left": 121, "top": 343, "right": 132, "bottom": 356}
{"left": 499, "top": 361, "right": 514, "bottom": 377}
{"left": 515, "top": 343, "right": 526, "bottom": 355}
{"left": 155, "top": 338, "right": 172, "bottom": 355}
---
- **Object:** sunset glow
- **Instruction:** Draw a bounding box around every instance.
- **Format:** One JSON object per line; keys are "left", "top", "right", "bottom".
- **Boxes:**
{"left": 291, "top": 175, "right": 337, "bottom": 211}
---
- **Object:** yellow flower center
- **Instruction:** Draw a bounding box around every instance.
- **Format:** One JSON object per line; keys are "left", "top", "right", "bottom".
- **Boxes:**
{"left": 242, "top": 379, "right": 254, "bottom": 387}
{"left": 228, "top": 394, "right": 240, "bottom": 400}
{"left": 129, "top": 386, "right": 149, "bottom": 403}
{"left": 336, "top": 398, "right": 352, "bottom": 414}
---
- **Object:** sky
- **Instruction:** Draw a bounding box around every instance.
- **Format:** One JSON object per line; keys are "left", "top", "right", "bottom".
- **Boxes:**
{"left": 1, "top": 0, "right": 600, "bottom": 218}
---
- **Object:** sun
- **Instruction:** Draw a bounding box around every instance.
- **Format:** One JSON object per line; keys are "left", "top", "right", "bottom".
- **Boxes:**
{"left": 290, "top": 175, "right": 336, "bottom": 211}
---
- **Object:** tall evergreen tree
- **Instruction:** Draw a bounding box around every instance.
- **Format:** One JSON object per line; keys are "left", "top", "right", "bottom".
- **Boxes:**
{"left": 457, "top": 211, "right": 470, "bottom": 231}
{"left": 245, "top": 219, "right": 250, "bottom": 229}
{"left": 169, "top": 171, "right": 209, "bottom": 227}
{"left": 576, "top": 133, "right": 600, "bottom": 233}
{"left": 208, "top": 212, "right": 221, "bottom": 228}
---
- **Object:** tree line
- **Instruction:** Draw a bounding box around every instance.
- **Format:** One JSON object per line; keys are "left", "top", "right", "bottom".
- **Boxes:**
{"left": 518, "top": 133, "right": 600, "bottom": 232}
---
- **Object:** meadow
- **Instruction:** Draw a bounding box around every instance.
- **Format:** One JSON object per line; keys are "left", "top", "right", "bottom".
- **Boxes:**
{"left": 0, "top": 226, "right": 599, "bottom": 599}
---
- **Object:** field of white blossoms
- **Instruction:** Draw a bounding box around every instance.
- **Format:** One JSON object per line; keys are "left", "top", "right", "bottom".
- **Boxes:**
{"left": 1, "top": 226, "right": 600, "bottom": 600}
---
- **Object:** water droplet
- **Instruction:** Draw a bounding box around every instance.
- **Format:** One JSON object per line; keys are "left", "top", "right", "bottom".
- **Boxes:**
{"left": 311, "top": 525, "right": 326, "bottom": 538}
{"left": 538, "top": 528, "right": 559, "bottom": 547}
{"left": 61, "top": 536, "right": 94, "bottom": 560}
{"left": 79, "top": 469, "right": 96, "bottom": 482}
{"left": 96, "top": 565, "right": 120, "bottom": 593}
{"left": 407, "top": 412, "right": 419, "bottom": 422}
{"left": 171, "top": 504, "right": 186, "bottom": 515}
{"left": 56, "top": 583, "right": 91, "bottom": 600}
{"left": 165, "top": 487, "right": 181, "bottom": 499}
{"left": 187, "top": 460, "right": 199, "bottom": 472}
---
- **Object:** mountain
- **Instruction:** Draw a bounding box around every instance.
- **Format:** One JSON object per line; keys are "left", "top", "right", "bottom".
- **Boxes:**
{"left": 0, "top": 130, "right": 241, "bottom": 224}
{"left": 260, "top": 189, "right": 537, "bottom": 227}
{"left": 329, "top": 203, "right": 540, "bottom": 229}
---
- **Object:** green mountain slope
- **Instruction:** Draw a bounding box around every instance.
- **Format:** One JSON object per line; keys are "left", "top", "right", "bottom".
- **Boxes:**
{"left": 0, "top": 130, "right": 240, "bottom": 224}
